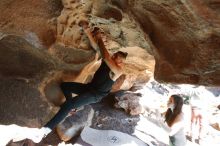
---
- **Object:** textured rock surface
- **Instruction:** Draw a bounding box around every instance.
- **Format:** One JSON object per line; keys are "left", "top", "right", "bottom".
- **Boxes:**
{"left": 56, "top": 105, "right": 94, "bottom": 141}
{"left": 0, "top": 78, "right": 53, "bottom": 127}
{"left": 129, "top": 0, "right": 220, "bottom": 85}
{"left": 0, "top": 0, "right": 62, "bottom": 48}
{"left": 114, "top": 90, "right": 144, "bottom": 115}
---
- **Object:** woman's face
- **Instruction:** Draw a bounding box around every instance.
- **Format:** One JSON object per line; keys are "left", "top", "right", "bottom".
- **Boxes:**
{"left": 167, "top": 96, "right": 174, "bottom": 107}
{"left": 113, "top": 54, "right": 125, "bottom": 66}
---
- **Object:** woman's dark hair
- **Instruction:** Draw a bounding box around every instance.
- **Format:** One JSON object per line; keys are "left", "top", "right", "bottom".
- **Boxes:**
{"left": 165, "top": 94, "right": 184, "bottom": 127}
{"left": 114, "top": 51, "right": 128, "bottom": 59}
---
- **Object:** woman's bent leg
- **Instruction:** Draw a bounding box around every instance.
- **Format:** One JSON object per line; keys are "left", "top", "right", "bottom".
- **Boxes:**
{"left": 44, "top": 92, "right": 100, "bottom": 130}
{"left": 44, "top": 99, "right": 75, "bottom": 129}
{"left": 60, "top": 82, "right": 87, "bottom": 100}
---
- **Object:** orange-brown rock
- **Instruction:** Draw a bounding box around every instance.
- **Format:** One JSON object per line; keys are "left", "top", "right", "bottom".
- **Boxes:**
{"left": 129, "top": 0, "right": 220, "bottom": 85}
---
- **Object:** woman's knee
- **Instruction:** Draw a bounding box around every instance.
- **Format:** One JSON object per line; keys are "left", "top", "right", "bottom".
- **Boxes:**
{"left": 61, "top": 99, "right": 75, "bottom": 110}
{"left": 84, "top": 95, "right": 100, "bottom": 104}
{"left": 60, "top": 82, "right": 67, "bottom": 91}
{"left": 94, "top": 95, "right": 104, "bottom": 103}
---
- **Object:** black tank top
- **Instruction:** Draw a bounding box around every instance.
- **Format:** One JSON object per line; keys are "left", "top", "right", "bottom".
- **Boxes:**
{"left": 89, "top": 60, "right": 115, "bottom": 94}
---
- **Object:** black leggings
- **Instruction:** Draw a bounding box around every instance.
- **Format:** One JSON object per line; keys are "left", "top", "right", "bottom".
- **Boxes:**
{"left": 44, "top": 82, "right": 104, "bottom": 129}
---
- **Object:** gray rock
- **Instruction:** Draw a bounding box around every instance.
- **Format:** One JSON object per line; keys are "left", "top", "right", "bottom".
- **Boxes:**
{"left": 56, "top": 105, "right": 94, "bottom": 141}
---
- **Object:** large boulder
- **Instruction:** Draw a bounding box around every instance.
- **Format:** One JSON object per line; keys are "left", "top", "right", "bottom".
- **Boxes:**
{"left": 128, "top": 0, "right": 220, "bottom": 85}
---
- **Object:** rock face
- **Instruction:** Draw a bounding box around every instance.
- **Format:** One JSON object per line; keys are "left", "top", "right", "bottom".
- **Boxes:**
{"left": 114, "top": 90, "right": 144, "bottom": 115}
{"left": 0, "top": 0, "right": 219, "bottom": 127}
{"left": 129, "top": 0, "right": 220, "bottom": 85}
{"left": 0, "top": 0, "right": 62, "bottom": 48}
{"left": 56, "top": 105, "right": 94, "bottom": 141}
{"left": 0, "top": 78, "right": 52, "bottom": 127}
